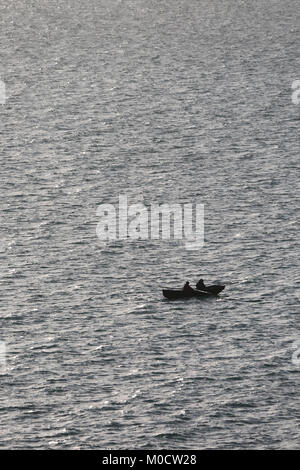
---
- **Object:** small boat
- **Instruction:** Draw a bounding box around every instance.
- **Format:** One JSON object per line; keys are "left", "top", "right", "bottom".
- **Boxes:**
{"left": 162, "top": 285, "right": 225, "bottom": 300}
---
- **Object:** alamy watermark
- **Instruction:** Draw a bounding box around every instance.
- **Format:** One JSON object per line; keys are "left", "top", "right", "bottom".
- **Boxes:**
{"left": 96, "top": 195, "right": 204, "bottom": 250}
{"left": 0, "top": 79, "right": 6, "bottom": 105}
{"left": 291, "top": 80, "right": 300, "bottom": 105}
{"left": 0, "top": 340, "right": 6, "bottom": 374}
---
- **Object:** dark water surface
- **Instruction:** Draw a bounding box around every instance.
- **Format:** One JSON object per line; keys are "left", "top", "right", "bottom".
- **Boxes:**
{"left": 0, "top": 0, "right": 299, "bottom": 449}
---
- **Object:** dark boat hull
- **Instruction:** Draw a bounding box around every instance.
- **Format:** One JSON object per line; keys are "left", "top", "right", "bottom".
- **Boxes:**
{"left": 162, "top": 285, "right": 225, "bottom": 300}
{"left": 200, "top": 285, "right": 225, "bottom": 295}
{"left": 163, "top": 289, "right": 212, "bottom": 300}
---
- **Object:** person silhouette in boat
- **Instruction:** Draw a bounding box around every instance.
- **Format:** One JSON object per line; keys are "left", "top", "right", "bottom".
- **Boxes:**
{"left": 183, "top": 281, "right": 194, "bottom": 292}
{"left": 196, "top": 278, "right": 206, "bottom": 290}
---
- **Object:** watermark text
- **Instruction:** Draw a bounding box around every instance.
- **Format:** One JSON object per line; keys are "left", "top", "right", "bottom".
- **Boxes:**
{"left": 96, "top": 195, "right": 204, "bottom": 251}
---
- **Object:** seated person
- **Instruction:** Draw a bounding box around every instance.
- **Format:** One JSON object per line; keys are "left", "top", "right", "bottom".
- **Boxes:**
{"left": 196, "top": 278, "right": 205, "bottom": 290}
{"left": 183, "top": 281, "right": 193, "bottom": 292}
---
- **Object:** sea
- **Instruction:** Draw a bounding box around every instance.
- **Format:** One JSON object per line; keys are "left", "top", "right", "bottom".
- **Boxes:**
{"left": 0, "top": 0, "right": 299, "bottom": 449}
